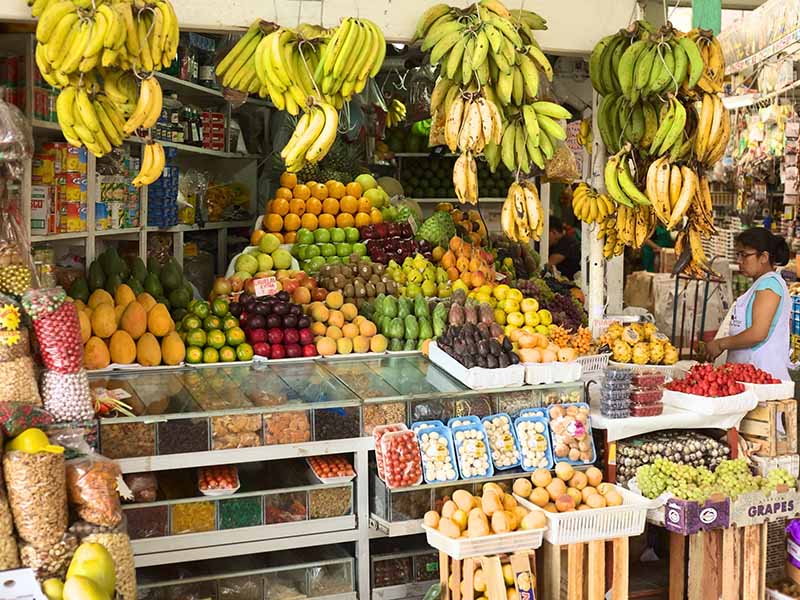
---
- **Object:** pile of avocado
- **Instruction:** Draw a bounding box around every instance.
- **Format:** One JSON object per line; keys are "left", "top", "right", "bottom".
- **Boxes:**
{"left": 69, "top": 248, "right": 195, "bottom": 321}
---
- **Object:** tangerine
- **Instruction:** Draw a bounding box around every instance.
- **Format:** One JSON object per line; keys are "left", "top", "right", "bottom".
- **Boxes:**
{"left": 306, "top": 181, "right": 318, "bottom": 190}
{"left": 310, "top": 183, "right": 329, "bottom": 200}
{"left": 318, "top": 214, "right": 336, "bottom": 228}
{"left": 289, "top": 198, "right": 306, "bottom": 215}
{"left": 273, "top": 232, "right": 284, "bottom": 243}
{"left": 251, "top": 229, "right": 265, "bottom": 246}
{"left": 357, "top": 196, "right": 372, "bottom": 213}
{"left": 301, "top": 213, "right": 318, "bottom": 230}
{"left": 354, "top": 212, "right": 371, "bottom": 227}
{"left": 283, "top": 231, "right": 296, "bottom": 243}
{"left": 340, "top": 195, "right": 358, "bottom": 214}
{"left": 279, "top": 172, "right": 297, "bottom": 189}
{"left": 265, "top": 214, "right": 283, "bottom": 232}
{"left": 284, "top": 213, "right": 301, "bottom": 231}
{"left": 305, "top": 197, "right": 322, "bottom": 215}
{"left": 275, "top": 187, "right": 293, "bottom": 200}
{"left": 272, "top": 198, "right": 289, "bottom": 216}
{"left": 326, "top": 180, "right": 346, "bottom": 199}
{"left": 322, "top": 197, "right": 340, "bottom": 215}
{"left": 370, "top": 208, "right": 383, "bottom": 224}
{"left": 336, "top": 213, "right": 355, "bottom": 228}
{"left": 346, "top": 181, "right": 363, "bottom": 197}
{"left": 293, "top": 183, "right": 310, "bottom": 200}
{"left": 265, "top": 199, "right": 274, "bottom": 213}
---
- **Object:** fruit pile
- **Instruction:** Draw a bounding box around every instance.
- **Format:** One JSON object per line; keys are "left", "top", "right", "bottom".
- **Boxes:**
{"left": 602, "top": 321, "right": 678, "bottom": 366}
{"left": 666, "top": 363, "right": 745, "bottom": 397}
{"left": 637, "top": 457, "right": 796, "bottom": 501}
{"left": 367, "top": 293, "right": 446, "bottom": 352}
{"left": 384, "top": 255, "right": 451, "bottom": 299}
{"left": 423, "top": 484, "right": 546, "bottom": 540}
{"left": 436, "top": 237, "right": 496, "bottom": 290}
{"left": 491, "top": 235, "right": 540, "bottom": 281}
{"left": 437, "top": 204, "right": 489, "bottom": 248}
{"left": 362, "top": 222, "right": 432, "bottom": 265}
{"left": 588, "top": 21, "right": 730, "bottom": 273}
{"left": 261, "top": 173, "right": 388, "bottom": 243}
{"left": 234, "top": 292, "right": 314, "bottom": 359}
{"left": 233, "top": 234, "right": 294, "bottom": 277}
{"left": 511, "top": 330, "right": 581, "bottom": 364}
{"left": 307, "top": 292, "right": 385, "bottom": 356}
{"left": 416, "top": 211, "right": 457, "bottom": 251}
{"left": 78, "top": 286, "right": 185, "bottom": 369}
{"left": 438, "top": 322, "right": 519, "bottom": 370}
{"left": 173, "top": 298, "right": 251, "bottom": 364}
{"left": 515, "top": 278, "right": 587, "bottom": 331}
{"left": 513, "top": 463, "right": 621, "bottom": 512}
{"left": 315, "top": 259, "right": 397, "bottom": 305}
{"left": 719, "top": 362, "right": 782, "bottom": 384}
{"left": 289, "top": 227, "right": 366, "bottom": 274}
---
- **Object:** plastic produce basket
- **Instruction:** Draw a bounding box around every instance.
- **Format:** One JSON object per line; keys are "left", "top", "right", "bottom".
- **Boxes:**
{"left": 576, "top": 353, "right": 611, "bottom": 377}
{"left": 514, "top": 485, "right": 651, "bottom": 545}
{"left": 422, "top": 525, "right": 545, "bottom": 559}
{"left": 609, "top": 360, "right": 674, "bottom": 377}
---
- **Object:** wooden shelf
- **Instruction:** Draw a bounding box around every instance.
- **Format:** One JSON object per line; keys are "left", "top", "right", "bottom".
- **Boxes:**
{"left": 145, "top": 220, "right": 252, "bottom": 233}
{"left": 30, "top": 231, "right": 88, "bottom": 242}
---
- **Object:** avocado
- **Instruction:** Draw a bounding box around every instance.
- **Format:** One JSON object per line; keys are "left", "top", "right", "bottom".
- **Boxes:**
{"left": 115, "top": 256, "right": 130, "bottom": 280}
{"left": 143, "top": 273, "right": 163, "bottom": 298}
{"left": 160, "top": 264, "right": 182, "bottom": 292}
{"left": 181, "top": 281, "right": 194, "bottom": 301}
{"left": 171, "top": 307, "right": 188, "bottom": 322}
{"left": 104, "top": 272, "right": 122, "bottom": 294}
{"left": 99, "top": 247, "right": 120, "bottom": 275}
{"left": 68, "top": 278, "right": 89, "bottom": 303}
{"left": 156, "top": 295, "right": 171, "bottom": 309}
{"left": 88, "top": 262, "right": 105, "bottom": 291}
{"left": 146, "top": 256, "right": 162, "bottom": 275}
{"left": 126, "top": 277, "right": 144, "bottom": 296}
{"left": 130, "top": 257, "right": 147, "bottom": 283}
{"left": 169, "top": 287, "right": 190, "bottom": 309}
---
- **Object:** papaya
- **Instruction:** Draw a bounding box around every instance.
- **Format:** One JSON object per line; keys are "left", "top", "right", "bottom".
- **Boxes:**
{"left": 84, "top": 336, "right": 110, "bottom": 370}
{"left": 78, "top": 311, "right": 91, "bottom": 344}
{"left": 87, "top": 289, "right": 114, "bottom": 309}
{"left": 161, "top": 331, "right": 185, "bottom": 365}
{"left": 109, "top": 330, "right": 136, "bottom": 364}
{"left": 120, "top": 301, "right": 147, "bottom": 339}
{"left": 136, "top": 292, "right": 157, "bottom": 312}
{"left": 114, "top": 304, "right": 126, "bottom": 325}
{"left": 147, "top": 304, "right": 172, "bottom": 337}
{"left": 114, "top": 284, "right": 136, "bottom": 307}
{"left": 90, "top": 304, "right": 117, "bottom": 338}
{"left": 136, "top": 332, "right": 161, "bottom": 366}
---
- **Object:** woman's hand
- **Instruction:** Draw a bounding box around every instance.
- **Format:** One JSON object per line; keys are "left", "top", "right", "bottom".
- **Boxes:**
{"left": 705, "top": 338, "right": 724, "bottom": 360}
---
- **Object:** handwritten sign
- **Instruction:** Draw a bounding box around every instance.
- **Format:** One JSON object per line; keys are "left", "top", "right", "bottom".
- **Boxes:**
{"left": 253, "top": 277, "right": 280, "bottom": 297}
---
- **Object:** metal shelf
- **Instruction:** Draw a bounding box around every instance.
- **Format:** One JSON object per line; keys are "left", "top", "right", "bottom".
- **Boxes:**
{"left": 155, "top": 72, "right": 274, "bottom": 108}
{"left": 31, "top": 118, "right": 61, "bottom": 131}
{"left": 127, "top": 136, "right": 261, "bottom": 159}
{"left": 413, "top": 197, "right": 505, "bottom": 203}
{"left": 94, "top": 227, "right": 142, "bottom": 237}
{"left": 394, "top": 152, "right": 457, "bottom": 158}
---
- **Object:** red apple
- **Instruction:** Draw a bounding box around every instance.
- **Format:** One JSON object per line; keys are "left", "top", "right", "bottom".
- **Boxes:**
{"left": 249, "top": 328, "right": 268, "bottom": 344}
{"left": 284, "top": 329, "right": 300, "bottom": 345}
{"left": 298, "top": 328, "right": 314, "bottom": 346}
{"left": 267, "top": 328, "right": 284, "bottom": 345}
{"left": 244, "top": 278, "right": 256, "bottom": 296}
{"left": 253, "top": 342, "right": 270, "bottom": 357}
{"left": 282, "top": 279, "right": 300, "bottom": 295}
{"left": 302, "top": 344, "right": 318, "bottom": 357}
{"left": 285, "top": 343, "right": 302, "bottom": 358}
{"left": 229, "top": 276, "right": 244, "bottom": 293}
{"left": 312, "top": 288, "right": 327, "bottom": 301}
{"left": 270, "top": 344, "right": 286, "bottom": 359}
{"left": 306, "top": 277, "right": 318, "bottom": 291}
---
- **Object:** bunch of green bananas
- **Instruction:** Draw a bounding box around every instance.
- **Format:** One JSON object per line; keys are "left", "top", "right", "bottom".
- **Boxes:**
{"left": 386, "top": 99, "right": 407, "bottom": 128}
{"left": 490, "top": 101, "right": 570, "bottom": 174}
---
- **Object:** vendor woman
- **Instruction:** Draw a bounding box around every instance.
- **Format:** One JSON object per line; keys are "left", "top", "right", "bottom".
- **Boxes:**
{"left": 705, "top": 228, "right": 791, "bottom": 380}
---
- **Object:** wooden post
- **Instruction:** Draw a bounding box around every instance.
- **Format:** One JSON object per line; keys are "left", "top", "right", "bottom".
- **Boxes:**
{"left": 587, "top": 540, "right": 605, "bottom": 600}
{"left": 741, "top": 526, "right": 761, "bottom": 599}
{"left": 611, "top": 537, "right": 628, "bottom": 600}
{"left": 440, "top": 551, "right": 451, "bottom": 600}
{"left": 703, "top": 530, "right": 723, "bottom": 599}
{"left": 541, "top": 542, "right": 562, "bottom": 600}
{"left": 721, "top": 527, "right": 741, "bottom": 600}
{"left": 567, "top": 543, "right": 585, "bottom": 600}
{"left": 687, "top": 533, "right": 705, "bottom": 600}
{"left": 669, "top": 532, "right": 686, "bottom": 600}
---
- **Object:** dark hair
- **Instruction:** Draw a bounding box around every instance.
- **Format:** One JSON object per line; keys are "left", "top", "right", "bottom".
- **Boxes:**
{"left": 549, "top": 216, "right": 565, "bottom": 233}
{"left": 735, "top": 227, "right": 789, "bottom": 266}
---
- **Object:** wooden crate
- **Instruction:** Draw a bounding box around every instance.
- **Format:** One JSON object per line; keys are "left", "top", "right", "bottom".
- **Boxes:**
{"left": 739, "top": 400, "right": 797, "bottom": 457}
{"left": 439, "top": 551, "right": 536, "bottom": 600}
{"left": 537, "top": 539, "right": 630, "bottom": 600}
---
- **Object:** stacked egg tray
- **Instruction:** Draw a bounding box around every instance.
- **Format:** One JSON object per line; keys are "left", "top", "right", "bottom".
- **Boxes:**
{"left": 600, "top": 368, "right": 632, "bottom": 419}
{"left": 629, "top": 372, "right": 665, "bottom": 417}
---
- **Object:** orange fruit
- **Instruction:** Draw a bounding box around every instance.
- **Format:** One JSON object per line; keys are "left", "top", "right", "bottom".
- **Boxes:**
{"left": 318, "top": 213, "right": 336, "bottom": 228}
{"left": 306, "top": 181, "right": 318, "bottom": 189}
{"left": 289, "top": 198, "right": 306, "bottom": 215}
{"left": 357, "top": 197, "right": 372, "bottom": 213}
{"left": 355, "top": 212, "right": 371, "bottom": 228}
{"left": 284, "top": 213, "right": 301, "bottom": 231}
{"left": 293, "top": 184, "right": 311, "bottom": 200}
{"left": 266, "top": 214, "right": 283, "bottom": 232}
{"left": 326, "top": 180, "right": 346, "bottom": 199}
{"left": 336, "top": 213, "right": 354, "bottom": 228}
{"left": 272, "top": 198, "right": 289, "bottom": 216}
{"left": 311, "top": 183, "right": 329, "bottom": 200}
{"left": 306, "top": 198, "right": 322, "bottom": 215}
{"left": 301, "top": 213, "right": 318, "bottom": 230}
{"left": 322, "top": 197, "right": 340, "bottom": 215}
{"left": 284, "top": 231, "right": 296, "bottom": 243}
{"left": 340, "top": 195, "right": 358, "bottom": 214}
{"left": 280, "top": 173, "right": 297, "bottom": 189}
{"left": 251, "top": 229, "right": 265, "bottom": 246}
{"left": 275, "top": 187, "right": 293, "bottom": 200}
{"left": 346, "top": 181, "right": 363, "bottom": 198}
{"left": 370, "top": 208, "right": 383, "bottom": 224}
{"left": 266, "top": 199, "right": 274, "bottom": 213}
{"left": 273, "top": 232, "right": 284, "bottom": 243}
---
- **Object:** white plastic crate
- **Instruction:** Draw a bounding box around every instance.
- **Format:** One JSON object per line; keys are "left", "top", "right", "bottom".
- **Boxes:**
{"left": 514, "top": 485, "right": 652, "bottom": 545}
{"left": 422, "top": 524, "right": 545, "bottom": 559}
{"left": 608, "top": 361, "right": 675, "bottom": 376}
{"left": 753, "top": 454, "right": 800, "bottom": 478}
{"left": 576, "top": 353, "right": 611, "bottom": 377}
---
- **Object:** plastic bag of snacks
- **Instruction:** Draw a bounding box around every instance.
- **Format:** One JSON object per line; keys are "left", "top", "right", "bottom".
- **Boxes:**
{"left": 66, "top": 451, "right": 123, "bottom": 527}
{"left": 0, "top": 100, "right": 33, "bottom": 179}
{"left": 547, "top": 402, "right": 596, "bottom": 465}
{"left": 0, "top": 200, "right": 36, "bottom": 297}
{"left": 545, "top": 143, "right": 580, "bottom": 183}
{"left": 380, "top": 429, "right": 423, "bottom": 489}
{"left": 0, "top": 535, "right": 19, "bottom": 571}
{"left": 22, "top": 288, "right": 84, "bottom": 373}
{"left": 0, "top": 356, "right": 40, "bottom": 405}
{"left": 40, "top": 369, "right": 94, "bottom": 421}
{"left": 69, "top": 518, "right": 127, "bottom": 539}
{"left": 123, "top": 472, "right": 157, "bottom": 503}
{"left": 18, "top": 531, "right": 77, "bottom": 579}
{"left": 4, "top": 449, "right": 68, "bottom": 546}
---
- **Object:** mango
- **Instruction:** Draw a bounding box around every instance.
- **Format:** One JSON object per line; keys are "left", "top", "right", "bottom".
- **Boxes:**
{"left": 136, "top": 292, "right": 157, "bottom": 312}
{"left": 136, "top": 332, "right": 162, "bottom": 366}
{"left": 87, "top": 289, "right": 114, "bottom": 309}
{"left": 161, "top": 332, "right": 185, "bottom": 365}
{"left": 62, "top": 577, "right": 110, "bottom": 600}
{"left": 78, "top": 311, "right": 91, "bottom": 344}
{"left": 67, "top": 543, "right": 115, "bottom": 596}
{"left": 147, "top": 304, "right": 172, "bottom": 337}
{"left": 109, "top": 331, "right": 136, "bottom": 364}
{"left": 120, "top": 301, "right": 147, "bottom": 339}
{"left": 113, "top": 283, "right": 136, "bottom": 307}
{"left": 90, "top": 303, "right": 117, "bottom": 338}
{"left": 42, "top": 578, "right": 64, "bottom": 600}
{"left": 84, "top": 337, "right": 110, "bottom": 370}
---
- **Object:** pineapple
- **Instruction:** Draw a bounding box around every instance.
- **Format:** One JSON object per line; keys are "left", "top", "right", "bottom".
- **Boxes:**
{"left": 632, "top": 342, "right": 651, "bottom": 365}
{"left": 622, "top": 326, "right": 641, "bottom": 345}
{"left": 643, "top": 322, "right": 658, "bottom": 341}
{"left": 612, "top": 340, "right": 632, "bottom": 363}
{"left": 664, "top": 344, "right": 679, "bottom": 365}
{"left": 607, "top": 322, "right": 624, "bottom": 341}
{"left": 649, "top": 341, "right": 665, "bottom": 364}
{"left": 653, "top": 332, "right": 670, "bottom": 344}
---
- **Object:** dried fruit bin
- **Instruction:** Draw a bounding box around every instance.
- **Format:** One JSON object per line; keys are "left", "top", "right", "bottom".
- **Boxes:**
{"left": 309, "top": 484, "right": 353, "bottom": 519}
{"left": 314, "top": 406, "right": 361, "bottom": 440}
{"left": 218, "top": 496, "right": 263, "bottom": 530}
{"left": 122, "top": 505, "right": 168, "bottom": 540}
{"left": 308, "top": 561, "right": 354, "bottom": 596}
{"left": 413, "top": 552, "right": 440, "bottom": 581}
{"left": 157, "top": 418, "right": 211, "bottom": 455}
{"left": 169, "top": 499, "right": 217, "bottom": 535}
{"left": 99, "top": 420, "right": 157, "bottom": 459}
{"left": 264, "top": 490, "right": 307, "bottom": 524}
{"left": 371, "top": 553, "right": 414, "bottom": 588}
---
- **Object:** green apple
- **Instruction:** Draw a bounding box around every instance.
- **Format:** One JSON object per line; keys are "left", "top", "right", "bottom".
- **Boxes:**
{"left": 336, "top": 242, "right": 352, "bottom": 257}
{"left": 306, "top": 244, "right": 321, "bottom": 259}
{"left": 344, "top": 226, "right": 359, "bottom": 243}
{"left": 271, "top": 249, "right": 292, "bottom": 270}
{"left": 258, "top": 232, "right": 281, "bottom": 253}
{"left": 327, "top": 256, "right": 342, "bottom": 264}
{"left": 314, "top": 228, "right": 331, "bottom": 243}
{"left": 330, "top": 227, "right": 345, "bottom": 243}
{"left": 294, "top": 244, "right": 309, "bottom": 260}
{"left": 320, "top": 243, "right": 336, "bottom": 257}
{"left": 234, "top": 253, "right": 258, "bottom": 275}
{"left": 296, "top": 228, "right": 315, "bottom": 245}
{"left": 355, "top": 173, "right": 377, "bottom": 191}
{"left": 364, "top": 188, "right": 383, "bottom": 207}
{"left": 308, "top": 256, "right": 326, "bottom": 272}
{"left": 352, "top": 242, "right": 367, "bottom": 257}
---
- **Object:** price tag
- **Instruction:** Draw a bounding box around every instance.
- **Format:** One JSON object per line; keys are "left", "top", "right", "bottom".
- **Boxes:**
{"left": 253, "top": 276, "right": 279, "bottom": 297}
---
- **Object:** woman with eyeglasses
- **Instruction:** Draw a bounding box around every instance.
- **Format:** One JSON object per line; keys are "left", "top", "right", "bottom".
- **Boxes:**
{"left": 704, "top": 228, "right": 791, "bottom": 379}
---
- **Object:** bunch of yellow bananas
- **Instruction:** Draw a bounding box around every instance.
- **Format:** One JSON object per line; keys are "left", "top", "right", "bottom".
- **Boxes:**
{"left": 576, "top": 118, "right": 592, "bottom": 148}
{"left": 572, "top": 183, "right": 615, "bottom": 225}
{"left": 443, "top": 93, "right": 503, "bottom": 155}
{"left": 644, "top": 156, "right": 714, "bottom": 234}
{"left": 122, "top": 75, "right": 162, "bottom": 135}
{"left": 674, "top": 224, "right": 716, "bottom": 278}
{"left": 452, "top": 151, "right": 478, "bottom": 205}
{"left": 603, "top": 144, "right": 652, "bottom": 208}
{"left": 133, "top": 141, "right": 165, "bottom": 187}
{"left": 685, "top": 29, "right": 725, "bottom": 95}
{"left": 386, "top": 99, "right": 407, "bottom": 128}
{"left": 55, "top": 84, "right": 125, "bottom": 156}
{"left": 280, "top": 101, "right": 339, "bottom": 173}
{"left": 694, "top": 92, "right": 730, "bottom": 167}
{"left": 500, "top": 180, "right": 543, "bottom": 243}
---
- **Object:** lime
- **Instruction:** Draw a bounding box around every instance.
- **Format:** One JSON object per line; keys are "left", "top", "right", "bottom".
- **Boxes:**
{"left": 203, "top": 315, "right": 222, "bottom": 331}
{"left": 186, "top": 328, "right": 207, "bottom": 347}
{"left": 182, "top": 315, "right": 202, "bottom": 331}
{"left": 207, "top": 329, "right": 226, "bottom": 349}
{"left": 212, "top": 298, "right": 229, "bottom": 317}
{"left": 192, "top": 301, "right": 210, "bottom": 320}
{"left": 226, "top": 326, "right": 246, "bottom": 347}
{"left": 219, "top": 346, "right": 237, "bottom": 362}
{"left": 202, "top": 347, "right": 219, "bottom": 363}
{"left": 236, "top": 343, "right": 254, "bottom": 361}
{"left": 186, "top": 346, "right": 203, "bottom": 364}
{"left": 222, "top": 315, "right": 239, "bottom": 331}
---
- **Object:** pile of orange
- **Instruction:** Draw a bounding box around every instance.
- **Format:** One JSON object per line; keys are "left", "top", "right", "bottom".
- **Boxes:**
{"left": 260, "top": 173, "right": 383, "bottom": 244}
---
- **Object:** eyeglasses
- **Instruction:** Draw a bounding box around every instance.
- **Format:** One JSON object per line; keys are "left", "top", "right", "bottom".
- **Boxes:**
{"left": 735, "top": 251, "right": 759, "bottom": 260}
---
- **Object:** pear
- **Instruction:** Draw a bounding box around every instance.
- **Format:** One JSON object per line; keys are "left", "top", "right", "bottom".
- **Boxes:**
{"left": 66, "top": 543, "right": 115, "bottom": 597}
{"left": 62, "top": 576, "right": 110, "bottom": 600}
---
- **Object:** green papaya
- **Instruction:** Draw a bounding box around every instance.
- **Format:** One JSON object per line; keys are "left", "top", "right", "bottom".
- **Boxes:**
{"left": 404, "top": 314, "right": 419, "bottom": 340}
{"left": 115, "top": 256, "right": 130, "bottom": 281}
{"left": 160, "top": 264, "right": 182, "bottom": 292}
{"left": 389, "top": 317, "right": 404, "bottom": 339}
{"left": 397, "top": 297, "right": 411, "bottom": 320}
{"left": 373, "top": 293, "right": 385, "bottom": 317}
{"left": 419, "top": 316, "right": 433, "bottom": 340}
{"left": 433, "top": 302, "right": 447, "bottom": 321}
{"left": 389, "top": 337, "right": 404, "bottom": 351}
{"left": 99, "top": 247, "right": 120, "bottom": 275}
{"left": 147, "top": 256, "right": 162, "bottom": 275}
{"left": 126, "top": 277, "right": 144, "bottom": 297}
{"left": 383, "top": 296, "right": 398, "bottom": 319}
{"left": 88, "top": 262, "right": 105, "bottom": 291}
{"left": 433, "top": 312, "right": 446, "bottom": 337}
{"left": 414, "top": 295, "right": 430, "bottom": 319}
{"left": 380, "top": 316, "right": 392, "bottom": 336}
{"left": 404, "top": 338, "right": 417, "bottom": 351}
{"left": 68, "top": 278, "right": 89, "bottom": 303}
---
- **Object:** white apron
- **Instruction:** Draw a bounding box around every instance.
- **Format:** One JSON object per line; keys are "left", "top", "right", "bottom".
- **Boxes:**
{"left": 727, "top": 271, "right": 791, "bottom": 380}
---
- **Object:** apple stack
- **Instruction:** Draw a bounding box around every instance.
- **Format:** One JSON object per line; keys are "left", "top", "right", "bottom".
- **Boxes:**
{"left": 290, "top": 226, "right": 367, "bottom": 275}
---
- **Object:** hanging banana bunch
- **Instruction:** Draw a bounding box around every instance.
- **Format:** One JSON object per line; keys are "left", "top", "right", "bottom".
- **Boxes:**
{"left": 500, "top": 180, "right": 543, "bottom": 243}
{"left": 572, "top": 183, "right": 616, "bottom": 225}
{"left": 279, "top": 100, "right": 339, "bottom": 173}
{"left": 386, "top": 99, "right": 407, "bottom": 128}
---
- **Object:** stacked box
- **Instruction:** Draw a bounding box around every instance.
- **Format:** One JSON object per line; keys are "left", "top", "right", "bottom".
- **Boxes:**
{"left": 32, "top": 62, "right": 58, "bottom": 122}
{"left": 30, "top": 186, "right": 51, "bottom": 235}
{"left": 30, "top": 144, "right": 88, "bottom": 234}
{"left": 147, "top": 148, "right": 179, "bottom": 228}
{"left": 201, "top": 112, "right": 225, "bottom": 151}
{"left": 96, "top": 177, "right": 128, "bottom": 231}
{"left": 0, "top": 56, "right": 24, "bottom": 110}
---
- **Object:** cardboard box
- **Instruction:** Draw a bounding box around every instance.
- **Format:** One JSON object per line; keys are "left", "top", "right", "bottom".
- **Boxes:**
{"left": 30, "top": 185, "right": 50, "bottom": 235}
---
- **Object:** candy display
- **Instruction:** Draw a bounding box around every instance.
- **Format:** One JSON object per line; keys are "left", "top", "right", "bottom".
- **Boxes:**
{"left": 307, "top": 455, "right": 356, "bottom": 482}
{"left": 373, "top": 424, "right": 406, "bottom": 482}
{"left": 171, "top": 501, "right": 216, "bottom": 534}
{"left": 40, "top": 370, "right": 93, "bottom": 422}
{"left": 23, "top": 288, "right": 84, "bottom": 373}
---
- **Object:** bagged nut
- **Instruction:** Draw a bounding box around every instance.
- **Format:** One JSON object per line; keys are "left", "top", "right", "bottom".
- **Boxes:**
{"left": 19, "top": 531, "right": 77, "bottom": 579}
{"left": 482, "top": 413, "right": 522, "bottom": 470}
{"left": 40, "top": 369, "right": 94, "bottom": 421}
{"left": 4, "top": 450, "right": 68, "bottom": 546}
{"left": 0, "top": 356, "right": 40, "bottom": 405}
{"left": 0, "top": 535, "right": 19, "bottom": 571}
{"left": 452, "top": 424, "right": 493, "bottom": 479}
{"left": 66, "top": 453, "right": 123, "bottom": 527}
{"left": 0, "top": 490, "right": 14, "bottom": 537}
{"left": 0, "top": 327, "right": 30, "bottom": 362}
{"left": 83, "top": 531, "right": 137, "bottom": 600}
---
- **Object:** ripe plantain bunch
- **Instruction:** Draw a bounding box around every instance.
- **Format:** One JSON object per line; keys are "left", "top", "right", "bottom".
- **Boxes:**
{"left": 587, "top": 19, "right": 730, "bottom": 276}
{"left": 31, "top": 0, "right": 179, "bottom": 185}
{"left": 419, "top": 0, "right": 572, "bottom": 211}
{"left": 500, "top": 180, "right": 543, "bottom": 243}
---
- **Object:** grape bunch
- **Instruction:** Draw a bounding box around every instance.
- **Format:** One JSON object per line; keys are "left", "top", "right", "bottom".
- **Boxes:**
{"left": 762, "top": 467, "right": 797, "bottom": 492}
